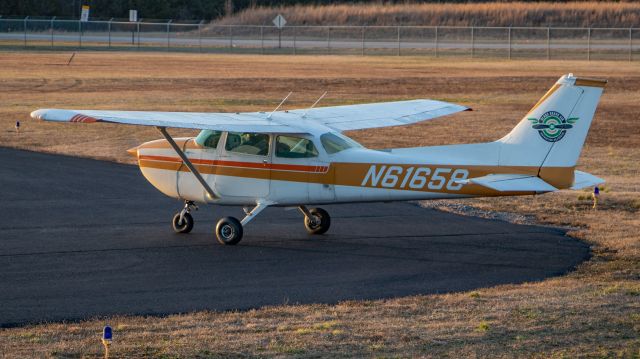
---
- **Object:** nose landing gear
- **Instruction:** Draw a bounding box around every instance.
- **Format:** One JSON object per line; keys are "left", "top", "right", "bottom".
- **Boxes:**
{"left": 172, "top": 201, "right": 197, "bottom": 234}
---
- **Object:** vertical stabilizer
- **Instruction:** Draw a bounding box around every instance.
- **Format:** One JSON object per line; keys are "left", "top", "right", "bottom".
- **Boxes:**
{"left": 497, "top": 74, "right": 606, "bottom": 187}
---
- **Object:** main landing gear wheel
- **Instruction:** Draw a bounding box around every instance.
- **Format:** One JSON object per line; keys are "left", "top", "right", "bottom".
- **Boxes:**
{"left": 172, "top": 212, "right": 194, "bottom": 234}
{"left": 304, "top": 207, "right": 331, "bottom": 235}
{"left": 216, "top": 217, "right": 243, "bottom": 245}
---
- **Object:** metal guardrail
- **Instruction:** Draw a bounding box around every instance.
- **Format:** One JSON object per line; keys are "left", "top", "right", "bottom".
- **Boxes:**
{"left": 0, "top": 17, "right": 637, "bottom": 60}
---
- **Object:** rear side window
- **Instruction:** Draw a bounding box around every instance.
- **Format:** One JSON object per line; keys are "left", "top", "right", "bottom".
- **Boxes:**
{"left": 276, "top": 136, "right": 318, "bottom": 158}
{"left": 320, "top": 132, "right": 361, "bottom": 154}
{"left": 195, "top": 130, "right": 223, "bottom": 149}
{"left": 225, "top": 132, "right": 270, "bottom": 156}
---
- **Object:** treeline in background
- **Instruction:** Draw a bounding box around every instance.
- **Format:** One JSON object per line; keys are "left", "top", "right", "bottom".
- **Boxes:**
{"left": 1, "top": 1, "right": 638, "bottom": 27}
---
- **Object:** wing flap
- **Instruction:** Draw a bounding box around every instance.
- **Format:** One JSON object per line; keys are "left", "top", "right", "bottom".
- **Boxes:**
{"left": 460, "top": 174, "right": 558, "bottom": 192}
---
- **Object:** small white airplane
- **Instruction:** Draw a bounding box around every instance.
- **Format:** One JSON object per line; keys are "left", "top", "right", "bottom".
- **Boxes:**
{"left": 32, "top": 74, "right": 605, "bottom": 245}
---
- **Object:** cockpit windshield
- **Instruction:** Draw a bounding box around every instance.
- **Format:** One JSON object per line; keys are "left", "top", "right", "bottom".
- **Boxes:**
{"left": 320, "top": 132, "right": 363, "bottom": 154}
{"left": 195, "top": 130, "right": 223, "bottom": 149}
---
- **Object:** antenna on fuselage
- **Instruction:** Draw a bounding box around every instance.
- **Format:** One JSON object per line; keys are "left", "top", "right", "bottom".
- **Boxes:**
{"left": 301, "top": 91, "right": 327, "bottom": 118}
{"left": 267, "top": 91, "right": 293, "bottom": 120}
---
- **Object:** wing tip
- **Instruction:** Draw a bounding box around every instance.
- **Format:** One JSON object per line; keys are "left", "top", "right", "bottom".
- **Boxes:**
{"left": 30, "top": 109, "right": 48, "bottom": 120}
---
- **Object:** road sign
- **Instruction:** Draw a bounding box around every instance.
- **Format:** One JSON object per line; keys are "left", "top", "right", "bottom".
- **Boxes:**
{"left": 129, "top": 10, "right": 138, "bottom": 22}
{"left": 272, "top": 14, "right": 287, "bottom": 29}
{"left": 80, "top": 5, "right": 90, "bottom": 22}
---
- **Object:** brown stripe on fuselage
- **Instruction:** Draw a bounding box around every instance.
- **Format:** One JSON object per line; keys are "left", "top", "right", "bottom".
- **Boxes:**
{"left": 138, "top": 155, "right": 574, "bottom": 196}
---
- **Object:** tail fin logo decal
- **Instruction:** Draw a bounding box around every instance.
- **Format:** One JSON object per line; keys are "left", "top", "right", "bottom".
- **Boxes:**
{"left": 528, "top": 111, "right": 579, "bottom": 142}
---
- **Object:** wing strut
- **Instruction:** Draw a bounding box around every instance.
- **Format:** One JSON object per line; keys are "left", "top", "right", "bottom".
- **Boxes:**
{"left": 156, "top": 126, "right": 218, "bottom": 200}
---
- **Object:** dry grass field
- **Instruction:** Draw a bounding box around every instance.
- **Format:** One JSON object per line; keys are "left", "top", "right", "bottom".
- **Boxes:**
{"left": 0, "top": 52, "right": 639, "bottom": 357}
{"left": 217, "top": 2, "right": 640, "bottom": 27}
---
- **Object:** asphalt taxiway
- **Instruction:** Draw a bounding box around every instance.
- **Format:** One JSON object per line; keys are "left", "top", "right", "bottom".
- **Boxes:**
{"left": 0, "top": 147, "right": 590, "bottom": 326}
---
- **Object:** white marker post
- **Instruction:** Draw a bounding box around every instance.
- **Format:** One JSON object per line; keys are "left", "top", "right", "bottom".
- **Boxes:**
{"left": 129, "top": 10, "right": 137, "bottom": 45}
{"left": 272, "top": 14, "right": 287, "bottom": 49}
{"left": 80, "top": 5, "right": 90, "bottom": 22}
{"left": 79, "top": 5, "right": 89, "bottom": 47}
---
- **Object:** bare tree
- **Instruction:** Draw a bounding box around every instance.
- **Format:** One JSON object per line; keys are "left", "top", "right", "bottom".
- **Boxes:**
{"left": 225, "top": 0, "right": 234, "bottom": 16}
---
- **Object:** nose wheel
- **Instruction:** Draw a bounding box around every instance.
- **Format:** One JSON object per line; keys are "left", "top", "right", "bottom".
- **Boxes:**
{"left": 172, "top": 201, "right": 197, "bottom": 234}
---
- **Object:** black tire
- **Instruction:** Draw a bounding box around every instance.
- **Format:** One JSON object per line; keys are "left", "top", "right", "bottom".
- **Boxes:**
{"left": 304, "top": 207, "right": 331, "bottom": 235}
{"left": 216, "top": 217, "right": 243, "bottom": 245}
{"left": 172, "top": 212, "right": 194, "bottom": 234}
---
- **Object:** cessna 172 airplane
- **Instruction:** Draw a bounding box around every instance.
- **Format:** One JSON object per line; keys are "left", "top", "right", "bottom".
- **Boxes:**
{"left": 32, "top": 73, "right": 605, "bottom": 245}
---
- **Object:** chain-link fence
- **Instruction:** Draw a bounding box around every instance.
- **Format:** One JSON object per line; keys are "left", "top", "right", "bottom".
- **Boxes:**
{"left": 0, "top": 17, "right": 638, "bottom": 60}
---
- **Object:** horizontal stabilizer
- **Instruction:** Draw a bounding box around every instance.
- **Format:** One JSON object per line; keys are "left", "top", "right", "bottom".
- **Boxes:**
{"left": 458, "top": 174, "right": 558, "bottom": 192}
{"left": 571, "top": 170, "right": 604, "bottom": 190}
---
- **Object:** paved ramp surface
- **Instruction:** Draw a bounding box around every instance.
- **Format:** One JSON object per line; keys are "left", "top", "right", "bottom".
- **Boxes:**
{"left": 0, "top": 148, "right": 590, "bottom": 327}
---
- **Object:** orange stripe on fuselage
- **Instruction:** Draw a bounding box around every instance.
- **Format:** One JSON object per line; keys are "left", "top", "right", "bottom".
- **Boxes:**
{"left": 139, "top": 155, "right": 329, "bottom": 173}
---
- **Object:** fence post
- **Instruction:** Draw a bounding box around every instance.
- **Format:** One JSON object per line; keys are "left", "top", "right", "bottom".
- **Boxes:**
{"left": 327, "top": 26, "right": 331, "bottom": 54}
{"left": 136, "top": 21, "right": 140, "bottom": 49}
{"left": 397, "top": 26, "right": 401, "bottom": 56}
{"left": 198, "top": 20, "right": 203, "bottom": 53}
{"left": 50, "top": 17, "right": 55, "bottom": 47}
{"left": 435, "top": 26, "right": 439, "bottom": 57}
{"left": 166, "top": 19, "right": 172, "bottom": 51}
{"left": 630, "top": 28, "right": 633, "bottom": 62}
{"left": 547, "top": 27, "right": 550, "bottom": 60}
{"left": 78, "top": 19, "right": 82, "bottom": 48}
{"left": 361, "top": 26, "right": 365, "bottom": 56}
{"left": 471, "top": 26, "right": 474, "bottom": 58}
{"left": 260, "top": 26, "right": 264, "bottom": 54}
{"left": 507, "top": 26, "right": 511, "bottom": 60}
{"left": 293, "top": 26, "right": 297, "bottom": 55}
{"left": 229, "top": 25, "right": 232, "bottom": 50}
{"left": 23, "top": 16, "right": 28, "bottom": 48}
{"left": 108, "top": 18, "right": 112, "bottom": 48}
{"left": 587, "top": 27, "right": 591, "bottom": 61}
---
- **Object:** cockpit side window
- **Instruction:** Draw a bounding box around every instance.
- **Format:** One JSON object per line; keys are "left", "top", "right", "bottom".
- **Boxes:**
{"left": 275, "top": 135, "right": 318, "bottom": 158}
{"left": 320, "top": 132, "right": 362, "bottom": 154}
{"left": 225, "top": 132, "right": 270, "bottom": 156}
{"left": 195, "top": 130, "right": 223, "bottom": 149}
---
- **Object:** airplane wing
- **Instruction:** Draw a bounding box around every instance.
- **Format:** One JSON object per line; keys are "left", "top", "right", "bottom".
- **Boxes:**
{"left": 31, "top": 99, "right": 468, "bottom": 133}
{"left": 287, "top": 99, "right": 470, "bottom": 131}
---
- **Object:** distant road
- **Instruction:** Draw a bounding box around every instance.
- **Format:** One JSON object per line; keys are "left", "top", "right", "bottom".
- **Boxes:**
{"left": 0, "top": 147, "right": 589, "bottom": 327}
{"left": 0, "top": 32, "right": 633, "bottom": 52}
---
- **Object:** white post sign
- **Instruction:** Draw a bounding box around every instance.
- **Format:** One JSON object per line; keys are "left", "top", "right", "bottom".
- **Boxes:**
{"left": 80, "top": 5, "right": 90, "bottom": 22}
{"left": 129, "top": 10, "right": 138, "bottom": 22}
{"left": 272, "top": 14, "right": 286, "bottom": 29}
{"left": 273, "top": 14, "right": 287, "bottom": 49}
